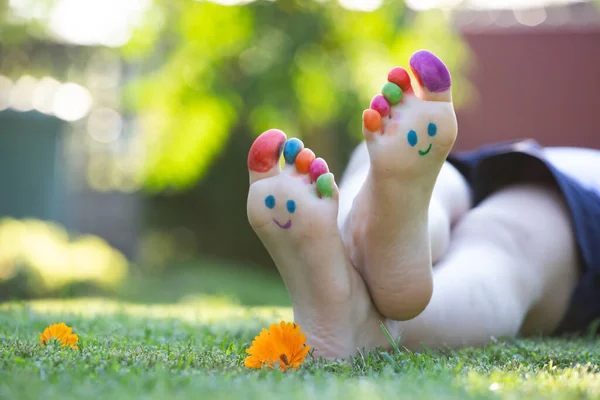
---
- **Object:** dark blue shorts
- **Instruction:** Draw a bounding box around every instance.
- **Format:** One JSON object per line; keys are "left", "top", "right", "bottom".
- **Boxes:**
{"left": 447, "top": 139, "right": 600, "bottom": 335}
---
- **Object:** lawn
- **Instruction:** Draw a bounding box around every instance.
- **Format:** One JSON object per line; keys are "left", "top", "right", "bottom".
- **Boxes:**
{"left": 1, "top": 267, "right": 600, "bottom": 399}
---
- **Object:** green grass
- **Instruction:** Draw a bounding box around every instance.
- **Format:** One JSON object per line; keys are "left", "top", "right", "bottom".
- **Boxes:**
{"left": 1, "top": 298, "right": 600, "bottom": 400}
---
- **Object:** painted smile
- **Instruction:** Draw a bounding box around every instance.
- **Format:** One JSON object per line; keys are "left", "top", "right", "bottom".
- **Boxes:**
{"left": 273, "top": 219, "right": 292, "bottom": 229}
{"left": 418, "top": 143, "right": 432, "bottom": 156}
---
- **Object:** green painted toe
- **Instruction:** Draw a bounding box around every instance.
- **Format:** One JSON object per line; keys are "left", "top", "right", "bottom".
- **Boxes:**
{"left": 316, "top": 173, "right": 335, "bottom": 198}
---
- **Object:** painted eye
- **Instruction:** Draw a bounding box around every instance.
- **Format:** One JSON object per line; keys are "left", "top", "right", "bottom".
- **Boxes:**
{"left": 407, "top": 130, "right": 418, "bottom": 147}
{"left": 286, "top": 200, "right": 296, "bottom": 214}
{"left": 428, "top": 123, "right": 437, "bottom": 137}
{"left": 265, "top": 195, "right": 275, "bottom": 209}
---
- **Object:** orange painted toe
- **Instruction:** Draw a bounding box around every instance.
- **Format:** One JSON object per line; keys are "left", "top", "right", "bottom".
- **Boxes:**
{"left": 363, "top": 109, "right": 382, "bottom": 133}
{"left": 295, "top": 148, "right": 316, "bottom": 174}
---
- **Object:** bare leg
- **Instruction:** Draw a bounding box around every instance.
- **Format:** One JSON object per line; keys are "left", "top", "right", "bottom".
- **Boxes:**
{"left": 338, "top": 146, "right": 471, "bottom": 264}
{"left": 246, "top": 50, "right": 589, "bottom": 359}
{"left": 388, "top": 183, "right": 579, "bottom": 349}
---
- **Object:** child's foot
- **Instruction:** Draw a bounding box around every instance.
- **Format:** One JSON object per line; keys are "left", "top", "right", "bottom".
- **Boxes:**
{"left": 346, "top": 50, "right": 458, "bottom": 321}
{"left": 247, "top": 130, "right": 385, "bottom": 358}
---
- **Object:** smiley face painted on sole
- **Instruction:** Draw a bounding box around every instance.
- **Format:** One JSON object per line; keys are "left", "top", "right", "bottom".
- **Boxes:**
{"left": 407, "top": 122, "right": 438, "bottom": 157}
{"left": 265, "top": 194, "right": 296, "bottom": 230}
{"left": 361, "top": 51, "right": 457, "bottom": 173}
{"left": 247, "top": 132, "right": 340, "bottom": 236}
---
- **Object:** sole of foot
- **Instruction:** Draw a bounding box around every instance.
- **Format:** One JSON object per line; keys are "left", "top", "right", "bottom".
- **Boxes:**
{"left": 347, "top": 50, "right": 458, "bottom": 321}
{"left": 247, "top": 130, "right": 386, "bottom": 358}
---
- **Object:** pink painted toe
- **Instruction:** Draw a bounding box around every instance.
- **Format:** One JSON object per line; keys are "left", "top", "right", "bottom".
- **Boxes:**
{"left": 309, "top": 158, "right": 329, "bottom": 183}
{"left": 370, "top": 94, "right": 390, "bottom": 117}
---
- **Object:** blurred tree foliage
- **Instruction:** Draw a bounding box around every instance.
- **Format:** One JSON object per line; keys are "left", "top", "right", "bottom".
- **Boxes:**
{"left": 123, "top": 0, "right": 470, "bottom": 191}
{"left": 122, "top": 0, "right": 470, "bottom": 268}
{"left": 0, "top": 218, "right": 127, "bottom": 300}
{"left": 0, "top": 0, "right": 91, "bottom": 81}
{"left": 0, "top": 0, "right": 470, "bottom": 269}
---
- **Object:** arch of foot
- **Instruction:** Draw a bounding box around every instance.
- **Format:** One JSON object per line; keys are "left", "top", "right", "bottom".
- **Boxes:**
{"left": 248, "top": 129, "right": 335, "bottom": 199}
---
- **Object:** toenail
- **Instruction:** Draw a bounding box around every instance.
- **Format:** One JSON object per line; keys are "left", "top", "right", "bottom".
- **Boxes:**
{"left": 316, "top": 173, "right": 334, "bottom": 198}
{"left": 283, "top": 138, "right": 304, "bottom": 164}
{"left": 248, "top": 129, "right": 286, "bottom": 173}
{"left": 409, "top": 50, "right": 451, "bottom": 93}
{"left": 363, "top": 109, "right": 381, "bottom": 133}
{"left": 382, "top": 82, "right": 403, "bottom": 105}
{"left": 309, "top": 157, "right": 329, "bottom": 183}
{"left": 295, "top": 148, "right": 315, "bottom": 174}
{"left": 388, "top": 67, "right": 412, "bottom": 91}
{"left": 370, "top": 94, "right": 390, "bottom": 117}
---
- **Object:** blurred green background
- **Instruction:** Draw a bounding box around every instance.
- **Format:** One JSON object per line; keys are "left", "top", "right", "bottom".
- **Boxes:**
{"left": 1, "top": 0, "right": 598, "bottom": 305}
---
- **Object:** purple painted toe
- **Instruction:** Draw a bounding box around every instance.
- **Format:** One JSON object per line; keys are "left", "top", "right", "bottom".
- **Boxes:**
{"left": 409, "top": 50, "right": 451, "bottom": 93}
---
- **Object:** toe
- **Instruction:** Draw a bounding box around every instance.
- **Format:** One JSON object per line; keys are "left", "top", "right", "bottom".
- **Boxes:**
{"left": 387, "top": 67, "right": 413, "bottom": 92}
{"left": 362, "top": 109, "right": 382, "bottom": 139}
{"left": 370, "top": 95, "right": 390, "bottom": 118}
{"left": 316, "top": 172, "right": 339, "bottom": 200}
{"left": 283, "top": 138, "right": 304, "bottom": 165}
{"left": 295, "top": 148, "right": 316, "bottom": 174}
{"left": 248, "top": 129, "right": 286, "bottom": 184}
{"left": 409, "top": 50, "right": 452, "bottom": 102}
{"left": 309, "top": 157, "right": 329, "bottom": 183}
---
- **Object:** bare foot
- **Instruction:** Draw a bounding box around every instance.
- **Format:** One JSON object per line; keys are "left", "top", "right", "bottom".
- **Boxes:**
{"left": 345, "top": 50, "right": 458, "bottom": 321}
{"left": 247, "top": 129, "right": 385, "bottom": 358}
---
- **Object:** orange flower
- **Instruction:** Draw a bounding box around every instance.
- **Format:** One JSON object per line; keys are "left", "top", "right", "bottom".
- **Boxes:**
{"left": 245, "top": 321, "right": 311, "bottom": 371}
{"left": 39, "top": 322, "right": 79, "bottom": 350}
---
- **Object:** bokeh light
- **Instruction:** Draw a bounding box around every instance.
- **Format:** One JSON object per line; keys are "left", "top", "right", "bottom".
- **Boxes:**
{"left": 48, "top": 0, "right": 151, "bottom": 47}
{"left": 513, "top": 7, "right": 548, "bottom": 25}
{"left": 32, "top": 77, "right": 61, "bottom": 114}
{"left": 87, "top": 108, "right": 123, "bottom": 143}
{"left": 0, "top": 76, "right": 13, "bottom": 111}
{"left": 53, "top": 83, "right": 93, "bottom": 121}
{"left": 338, "top": 0, "right": 384, "bottom": 12}
{"left": 9, "top": 75, "right": 36, "bottom": 112}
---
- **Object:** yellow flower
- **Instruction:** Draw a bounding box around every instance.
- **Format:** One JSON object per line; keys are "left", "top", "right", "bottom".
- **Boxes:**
{"left": 39, "top": 322, "right": 79, "bottom": 350}
{"left": 244, "top": 321, "right": 310, "bottom": 371}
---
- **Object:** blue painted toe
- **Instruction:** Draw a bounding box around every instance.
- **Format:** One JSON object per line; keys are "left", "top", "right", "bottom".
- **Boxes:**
{"left": 283, "top": 138, "right": 304, "bottom": 164}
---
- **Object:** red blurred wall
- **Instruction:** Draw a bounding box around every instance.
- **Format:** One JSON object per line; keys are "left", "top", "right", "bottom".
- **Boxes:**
{"left": 455, "top": 29, "right": 600, "bottom": 151}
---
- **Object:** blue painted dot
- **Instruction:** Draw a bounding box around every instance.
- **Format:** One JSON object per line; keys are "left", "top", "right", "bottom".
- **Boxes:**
{"left": 286, "top": 200, "right": 296, "bottom": 214}
{"left": 407, "top": 130, "right": 418, "bottom": 147}
{"left": 428, "top": 122, "right": 437, "bottom": 137}
{"left": 265, "top": 195, "right": 276, "bottom": 209}
{"left": 283, "top": 138, "right": 304, "bottom": 164}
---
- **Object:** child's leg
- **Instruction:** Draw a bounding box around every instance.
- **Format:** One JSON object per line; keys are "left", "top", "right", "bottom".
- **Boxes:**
{"left": 390, "top": 183, "right": 580, "bottom": 349}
